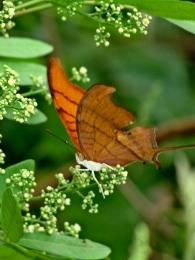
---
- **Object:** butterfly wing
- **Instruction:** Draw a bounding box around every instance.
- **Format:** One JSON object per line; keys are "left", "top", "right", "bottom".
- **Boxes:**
{"left": 117, "top": 127, "right": 160, "bottom": 167}
{"left": 77, "top": 84, "right": 160, "bottom": 166}
{"left": 76, "top": 84, "right": 142, "bottom": 166}
{"left": 48, "top": 58, "right": 85, "bottom": 151}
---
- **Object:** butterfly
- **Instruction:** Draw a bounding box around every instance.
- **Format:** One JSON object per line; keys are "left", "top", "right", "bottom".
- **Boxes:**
{"left": 48, "top": 58, "right": 195, "bottom": 171}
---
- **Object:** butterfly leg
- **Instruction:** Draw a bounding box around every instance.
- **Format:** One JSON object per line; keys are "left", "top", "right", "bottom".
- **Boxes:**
{"left": 102, "top": 163, "right": 114, "bottom": 170}
{"left": 91, "top": 170, "right": 105, "bottom": 199}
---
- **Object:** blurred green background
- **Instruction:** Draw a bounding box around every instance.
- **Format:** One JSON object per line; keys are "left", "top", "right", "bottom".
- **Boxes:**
{"left": 1, "top": 9, "right": 195, "bottom": 260}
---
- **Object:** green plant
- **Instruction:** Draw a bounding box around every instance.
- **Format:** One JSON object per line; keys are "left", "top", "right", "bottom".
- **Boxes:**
{"left": 0, "top": 0, "right": 195, "bottom": 259}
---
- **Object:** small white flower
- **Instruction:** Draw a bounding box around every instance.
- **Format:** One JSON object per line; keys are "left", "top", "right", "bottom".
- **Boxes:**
{"left": 8, "top": 8, "right": 15, "bottom": 17}
{"left": 57, "top": 198, "right": 62, "bottom": 204}
{"left": 79, "top": 67, "right": 87, "bottom": 75}
{"left": 26, "top": 104, "right": 35, "bottom": 113}
{"left": 142, "top": 17, "right": 150, "bottom": 27}
{"left": 104, "top": 190, "right": 109, "bottom": 196}
{"left": 6, "top": 178, "right": 11, "bottom": 184}
{"left": 38, "top": 226, "right": 45, "bottom": 232}
{"left": 65, "top": 198, "right": 71, "bottom": 205}
{"left": 28, "top": 225, "right": 35, "bottom": 233}
{"left": 122, "top": 171, "right": 128, "bottom": 178}
{"left": 74, "top": 223, "right": 81, "bottom": 232}
{"left": 118, "top": 27, "right": 124, "bottom": 34}
{"left": 104, "top": 41, "right": 110, "bottom": 47}
{"left": 24, "top": 193, "right": 30, "bottom": 199}
{"left": 8, "top": 77, "right": 16, "bottom": 86}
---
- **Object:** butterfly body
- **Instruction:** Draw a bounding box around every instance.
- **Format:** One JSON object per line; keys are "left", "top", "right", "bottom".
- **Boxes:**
{"left": 75, "top": 153, "right": 113, "bottom": 171}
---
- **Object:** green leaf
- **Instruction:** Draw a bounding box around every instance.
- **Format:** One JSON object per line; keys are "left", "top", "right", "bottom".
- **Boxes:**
{"left": 0, "top": 159, "right": 35, "bottom": 201}
{"left": 0, "top": 59, "right": 47, "bottom": 86}
{"left": 5, "top": 108, "right": 47, "bottom": 125}
{"left": 19, "top": 232, "right": 111, "bottom": 259}
{"left": 0, "top": 37, "right": 53, "bottom": 58}
{"left": 167, "top": 19, "right": 195, "bottom": 34}
{"left": 1, "top": 188, "right": 23, "bottom": 242}
{"left": 119, "top": 0, "right": 195, "bottom": 20}
{"left": 25, "top": 109, "right": 48, "bottom": 125}
{"left": 0, "top": 244, "right": 32, "bottom": 260}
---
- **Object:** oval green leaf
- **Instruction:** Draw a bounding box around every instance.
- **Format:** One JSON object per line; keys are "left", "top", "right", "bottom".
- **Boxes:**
{"left": 1, "top": 188, "right": 23, "bottom": 242}
{"left": 0, "top": 37, "right": 53, "bottom": 58}
{"left": 25, "top": 109, "right": 47, "bottom": 125}
{"left": 0, "top": 59, "right": 47, "bottom": 86}
{"left": 19, "top": 233, "right": 111, "bottom": 259}
{"left": 167, "top": 19, "right": 195, "bottom": 35}
{"left": 0, "top": 159, "right": 35, "bottom": 201}
{"left": 119, "top": 0, "right": 195, "bottom": 20}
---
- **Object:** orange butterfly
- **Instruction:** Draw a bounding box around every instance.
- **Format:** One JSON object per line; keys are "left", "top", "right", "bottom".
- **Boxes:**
{"left": 48, "top": 58, "right": 195, "bottom": 171}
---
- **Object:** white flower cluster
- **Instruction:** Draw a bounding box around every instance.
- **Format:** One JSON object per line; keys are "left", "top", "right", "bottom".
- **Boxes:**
{"left": 4, "top": 163, "right": 129, "bottom": 236}
{"left": 71, "top": 66, "right": 90, "bottom": 83}
{"left": 0, "top": 134, "right": 5, "bottom": 174}
{"left": 81, "top": 190, "right": 98, "bottom": 214}
{"left": 30, "top": 75, "right": 51, "bottom": 104}
{"left": 93, "top": 0, "right": 152, "bottom": 46}
{"left": 40, "top": 186, "right": 71, "bottom": 234}
{"left": 100, "top": 165, "right": 128, "bottom": 196}
{"left": 64, "top": 222, "right": 81, "bottom": 238}
{"left": 0, "top": 0, "right": 15, "bottom": 37}
{"left": 5, "top": 169, "right": 79, "bottom": 236}
{"left": 69, "top": 164, "right": 128, "bottom": 213}
{"left": 24, "top": 213, "right": 45, "bottom": 233}
{"left": 0, "top": 65, "right": 37, "bottom": 123}
{"left": 70, "top": 165, "right": 92, "bottom": 188}
{"left": 94, "top": 26, "right": 111, "bottom": 47}
{"left": 57, "top": 1, "right": 83, "bottom": 21}
{"left": 6, "top": 168, "right": 36, "bottom": 211}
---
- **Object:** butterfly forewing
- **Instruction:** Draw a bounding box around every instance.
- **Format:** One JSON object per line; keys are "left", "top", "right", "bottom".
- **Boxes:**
{"left": 48, "top": 58, "right": 85, "bottom": 151}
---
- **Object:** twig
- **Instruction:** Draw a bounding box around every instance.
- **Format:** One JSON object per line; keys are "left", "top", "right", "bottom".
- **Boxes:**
{"left": 157, "top": 116, "right": 195, "bottom": 142}
{"left": 15, "top": 3, "right": 52, "bottom": 17}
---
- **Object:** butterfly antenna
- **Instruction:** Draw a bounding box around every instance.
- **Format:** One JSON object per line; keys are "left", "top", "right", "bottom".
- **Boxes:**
{"left": 46, "top": 129, "right": 74, "bottom": 149}
{"left": 158, "top": 144, "right": 195, "bottom": 154}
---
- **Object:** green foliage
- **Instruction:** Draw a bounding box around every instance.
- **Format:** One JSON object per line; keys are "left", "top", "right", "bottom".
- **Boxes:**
{"left": 0, "top": 36, "right": 51, "bottom": 125}
{"left": 1, "top": 188, "right": 23, "bottom": 242}
{"left": 121, "top": 0, "right": 195, "bottom": 20}
{"left": 19, "top": 232, "right": 111, "bottom": 259}
{"left": 5, "top": 108, "right": 47, "bottom": 125}
{"left": 0, "top": 37, "right": 53, "bottom": 58}
{"left": 0, "top": 0, "right": 195, "bottom": 259}
{"left": 0, "top": 59, "right": 47, "bottom": 86}
{"left": 0, "top": 160, "right": 112, "bottom": 259}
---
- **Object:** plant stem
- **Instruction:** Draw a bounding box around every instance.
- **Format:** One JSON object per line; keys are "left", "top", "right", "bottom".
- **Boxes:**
{"left": 23, "top": 88, "right": 45, "bottom": 97}
{"left": 83, "top": 0, "right": 97, "bottom": 5}
{"left": 15, "top": 3, "right": 52, "bottom": 17}
{"left": 15, "top": 0, "right": 47, "bottom": 10}
{"left": 76, "top": 190, "right": 85, "bottom": 198}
